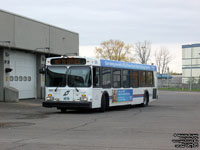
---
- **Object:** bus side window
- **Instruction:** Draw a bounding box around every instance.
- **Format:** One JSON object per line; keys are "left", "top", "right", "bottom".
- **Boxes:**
{"left": 122, "top": 70, "right": 130, "bottom": 88}
{"left": 139, "top": 71, "right": 146, "bottom": 86}
{"left": 93, "top": 67, "right": 100, "bottom": 87}
{"left": 131, "top": 70, "right": 139, "bottom": 87}
{"left": 102, "top": 68, "right": 111, "bottom": 88}
{"left": 146, "top": 71, "right": 153, "bottom": 86}
{"left": 112, "top": 69, "right": 121, "bottom": 88}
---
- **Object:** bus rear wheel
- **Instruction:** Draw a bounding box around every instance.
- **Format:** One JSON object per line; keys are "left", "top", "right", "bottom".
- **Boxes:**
{"left": 57, "top": 107, "right": 67, "bottom": 113}
{"left": 141, "top": 93, "right": 149, "bottom": 107}
{"left": 61, "top": 108, "right": 67, "bottom": 113}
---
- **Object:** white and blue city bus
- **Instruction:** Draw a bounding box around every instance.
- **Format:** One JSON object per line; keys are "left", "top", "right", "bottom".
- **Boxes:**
{"left": 42, "top": 56, "right": 158, "bottom": 112}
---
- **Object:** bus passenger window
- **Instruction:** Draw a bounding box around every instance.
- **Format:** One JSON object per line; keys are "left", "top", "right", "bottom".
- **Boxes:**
{"left": 130, "top": 71, "right": 139, "bottom": 87}
{"left": 139, "top": 71, "right": 146, "bottom": 86}
{"left": 146, "top": 71, "right": 153, "bottom": 85}
{"left": 93, "top": 67, "right": 100, "bottom": 87}
{"left": 102, "top": 68, "right": 111, "bottom": 88}
{"left": 113, "top": 69, "right": 121, "bottom": 88}
{"left": 122, "top": 70, "right": 130, "bottom": 88}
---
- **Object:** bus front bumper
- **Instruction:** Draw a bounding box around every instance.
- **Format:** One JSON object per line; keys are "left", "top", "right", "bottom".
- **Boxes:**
{"left": 42, "top": 101, "right": 92, "bottom": 109}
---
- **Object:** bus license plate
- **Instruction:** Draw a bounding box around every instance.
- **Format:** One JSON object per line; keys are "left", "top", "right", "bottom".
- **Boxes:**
{"left": 64, "top": 97, "right": 70, "bottom": 100}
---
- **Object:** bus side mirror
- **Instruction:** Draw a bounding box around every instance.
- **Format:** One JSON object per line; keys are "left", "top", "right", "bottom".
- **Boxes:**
{"left": 39, "top": 67, "right": 45, "bottom": 74}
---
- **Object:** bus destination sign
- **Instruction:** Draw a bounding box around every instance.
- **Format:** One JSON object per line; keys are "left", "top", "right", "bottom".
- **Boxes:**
{"left": 51, "top": 58, "right": 86, "bottom": 65}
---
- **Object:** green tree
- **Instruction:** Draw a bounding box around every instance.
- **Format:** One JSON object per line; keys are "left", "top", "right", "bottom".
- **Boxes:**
{"left": 95, "top": 39, "right": 134, "bottom": 62}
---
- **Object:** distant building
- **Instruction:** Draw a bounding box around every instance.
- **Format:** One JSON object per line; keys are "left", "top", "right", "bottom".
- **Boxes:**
{"left": 0, "top": 9, "right": 79, "bottom": 101}
{"left": 182, "top": 43, "right": 200, "bottom": 84}
{"left": 157, "top": 74, "right": 173, "bottom": 79}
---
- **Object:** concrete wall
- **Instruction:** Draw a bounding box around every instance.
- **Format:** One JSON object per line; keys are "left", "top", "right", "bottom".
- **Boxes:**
{"left": 14, "top": 16, "right": 50, "bottom": 51}
{"left": 36, "top": 54, "right": 46, "bottom": 99}
{"left": 4, "top": 86, "right": 19, "bottom": 102}
{"left": 0, "top": 9, "right": 79, "bottom": 55}
{"left": 0, "top": 49, "right": 4, "bottom": 101}
{"left": 50, "top": 27, "right": 79, "bottom": 55}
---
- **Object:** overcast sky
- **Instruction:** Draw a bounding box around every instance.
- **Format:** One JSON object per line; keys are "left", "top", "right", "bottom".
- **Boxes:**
{"left": 1, "top": 0, "right": 200, "bottom": 72}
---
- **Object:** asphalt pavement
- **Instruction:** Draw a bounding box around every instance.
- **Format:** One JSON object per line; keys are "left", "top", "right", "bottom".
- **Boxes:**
{"left": 0, "top": 91, "right": 200, "bottom": 150}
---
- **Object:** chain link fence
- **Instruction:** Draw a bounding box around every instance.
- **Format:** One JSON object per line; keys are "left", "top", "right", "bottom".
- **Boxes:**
{"left": 158, "top": 76, "right": 200, "bottom": 90}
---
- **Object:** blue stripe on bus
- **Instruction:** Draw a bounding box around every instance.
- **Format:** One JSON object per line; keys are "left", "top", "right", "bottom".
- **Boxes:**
{"left": 109, "top": 94, "right": 144, "bottom": 100}
{"left": 100, "top": 59, "right": 157, "bottom": 71}
{"left": 133, "top": 94, "right": 144, "bottom": 98}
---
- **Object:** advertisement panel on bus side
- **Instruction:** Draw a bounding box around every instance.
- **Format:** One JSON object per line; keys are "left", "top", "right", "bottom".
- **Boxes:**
{"left": 112, "top": 89, "right": 133, "bottom": 103}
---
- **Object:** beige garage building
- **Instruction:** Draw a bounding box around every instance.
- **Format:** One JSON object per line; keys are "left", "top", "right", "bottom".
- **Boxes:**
{"left": 0, "top": 9, "right": 79, "bottom": 101}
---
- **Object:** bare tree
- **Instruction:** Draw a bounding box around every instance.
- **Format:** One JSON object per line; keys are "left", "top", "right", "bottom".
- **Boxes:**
{"left": 134, "top": 41, "right": 151, "bottom": 64}
{"left": 155, "top": 47, "right": 171, "bottom": 74}
{"left": 95, "top": 39, "right": 134, "bottom": 62}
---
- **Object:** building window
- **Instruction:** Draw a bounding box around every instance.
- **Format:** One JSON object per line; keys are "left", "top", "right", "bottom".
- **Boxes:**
{"left": 28, "top": 76, "right": 31, "bottom": 81}
{"left": 10, "top": 76, "right": 14, "bottom": 81}
{"left": 23, "top": 76, "right": 27, "bottom": 81}
{"left": 19, "top": 76, "right": 22, "bottom": 81}
{"left": 15, "top": 76, "right": 18, "bottom": 81}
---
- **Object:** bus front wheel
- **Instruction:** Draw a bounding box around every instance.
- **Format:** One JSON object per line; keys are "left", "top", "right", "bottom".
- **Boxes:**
{"left": 100, "top": 94, "right": 108, "bottom": 112}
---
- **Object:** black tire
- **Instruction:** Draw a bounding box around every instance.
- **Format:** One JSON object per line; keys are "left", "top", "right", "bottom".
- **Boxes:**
{"left": 60, "top": 108, "right": 67, "bottom": 113}
{"left": 141, "top": 93, "right": 149, "bottom": 107}
{"left": 99, "top": 94, "right": 107, "bottom": 112}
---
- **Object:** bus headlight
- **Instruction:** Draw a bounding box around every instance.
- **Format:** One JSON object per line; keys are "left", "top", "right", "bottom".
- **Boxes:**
{"left": 81, "top": 95, "right": 88, "bottom": 101}
{"left": 46, "top": 96, "right": 54, "bottom": 101}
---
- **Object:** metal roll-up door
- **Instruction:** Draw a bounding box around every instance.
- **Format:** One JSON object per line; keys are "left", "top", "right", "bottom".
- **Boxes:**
{"left": 9, "top": 51, "right": 36, "bottom": 99}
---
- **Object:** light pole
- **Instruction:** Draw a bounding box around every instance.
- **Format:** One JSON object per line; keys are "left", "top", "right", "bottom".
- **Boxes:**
{"left": 189, "top": 46, "right": 193, "bottom": 91}
{"left": 167, "top": 67, "right": 169, "bottom": 89}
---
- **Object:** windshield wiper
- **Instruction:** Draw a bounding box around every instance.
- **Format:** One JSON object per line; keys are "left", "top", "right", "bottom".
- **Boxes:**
{"left": 55, "top": 81, "right": 62, "bottom": 92}
{"left": 68, "top": 82, "right": 79, "bottom": 92}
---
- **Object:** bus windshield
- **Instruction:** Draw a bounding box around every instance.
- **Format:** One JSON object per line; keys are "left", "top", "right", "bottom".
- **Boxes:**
{"left": 46, "top": 66, "right": 67, "bottom": 87}
{"left": 68, "top": 66, "right": 91, "bottom": 87}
